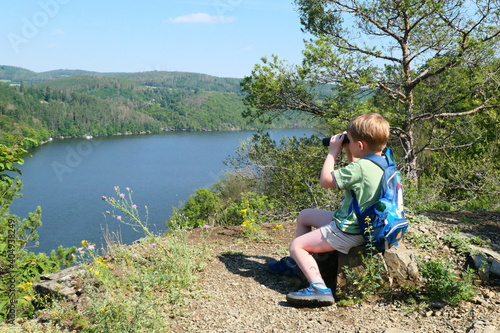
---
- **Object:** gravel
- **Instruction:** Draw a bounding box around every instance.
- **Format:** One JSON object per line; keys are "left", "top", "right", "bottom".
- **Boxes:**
{"left": 171, "top": 212, "right": 500, "bottom": 333}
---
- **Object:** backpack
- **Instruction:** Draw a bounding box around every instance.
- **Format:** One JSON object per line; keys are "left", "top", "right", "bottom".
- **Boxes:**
{"left": 349, "top": 148, "right": 409, "bottom": 251}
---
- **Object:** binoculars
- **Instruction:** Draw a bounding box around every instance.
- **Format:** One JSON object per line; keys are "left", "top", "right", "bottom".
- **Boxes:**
{"left": 322, "top": 135, "right": 349, "bottom": 146}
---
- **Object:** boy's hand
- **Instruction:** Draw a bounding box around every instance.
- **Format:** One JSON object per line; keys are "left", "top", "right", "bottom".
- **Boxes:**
{"left": 321, "top": 133, "right": 346, "bottom": 188}
{"left": 328, "top": 134, "right": 347, "bottom": 157}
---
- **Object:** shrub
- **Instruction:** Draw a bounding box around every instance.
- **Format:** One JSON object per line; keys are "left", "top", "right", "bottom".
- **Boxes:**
{"left": 167, "top": 187, "right": 223, "bottom": 230}
{"left": 338, "top": 250, "right": 385, "bottom": 305}
{"left": 167, "top": 184, "right": 275, "bottom": 230}
{"left": 419, "top": 258, "right": 476, "bottom": 306}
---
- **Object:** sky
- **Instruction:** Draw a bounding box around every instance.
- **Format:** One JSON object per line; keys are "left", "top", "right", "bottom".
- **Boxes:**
{"left": 0, "top": 0, "right": 310, "bottom": 78}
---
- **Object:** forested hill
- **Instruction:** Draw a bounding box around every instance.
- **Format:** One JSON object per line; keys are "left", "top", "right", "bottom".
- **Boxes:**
{"left": 0, "top": 66, "right": 311, "bottom": 147}
{"left": 0, "top": 66, "right": 243, "bottom": 91}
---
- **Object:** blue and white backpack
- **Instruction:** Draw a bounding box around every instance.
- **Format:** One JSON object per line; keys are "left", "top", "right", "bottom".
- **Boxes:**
{"left": 349, "top": 148, "right": 409, "bottom": 251}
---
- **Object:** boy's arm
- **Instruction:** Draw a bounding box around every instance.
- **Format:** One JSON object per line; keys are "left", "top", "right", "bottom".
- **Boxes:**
{"left": 320, "top": 134, "right": 344, "bottom": 188}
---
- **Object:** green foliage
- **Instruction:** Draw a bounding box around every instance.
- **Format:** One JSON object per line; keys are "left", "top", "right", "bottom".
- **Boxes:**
{"left": 233, "top": 192, "right": 273, "bottom": 240}
{"left": 337, "top": 224, "right": 387, "bottom": 305}
{"left": 36, "top": 231, "right": 209, "bottom": 332}
{"left": 33, "top": 189, "right": 212, "bottom": 332}
{"left": 240, "top": 55, "right": 328, "bottom": 124}
{"left": 242, "top": 0, "right": 500, "bottom": 187}
{"left": 419, "top": 259, "right": 476, "bottom": 306}
{"left": 0, "top": 67, "right": 316, "bottom": 147}
{"left": 406, "top": 108, "right": 500, "bottom": 209}
{"left": 338, "top": 249, "right": 385, "bottom": 305}
{"left": 167, "top": 187, "right": 223, "bottom": 230}
{"left": 226, "top": 132, "right": 340, "bottom": 214}
{"left": 167, "top": 185, "right": 275, "bottom": 234}
{"left": 442, "top": 231, "right": 490, "bottom": 255}
{"left": 0, "top": 141, "right": 31, "bottom": 177}
{"left": 404, "top": 215, "right": 439, "bottom": 251}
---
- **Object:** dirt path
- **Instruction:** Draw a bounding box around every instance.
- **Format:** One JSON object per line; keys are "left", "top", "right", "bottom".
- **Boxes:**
{"left": 171, "top": 212, "right": 500, "bottom": 333}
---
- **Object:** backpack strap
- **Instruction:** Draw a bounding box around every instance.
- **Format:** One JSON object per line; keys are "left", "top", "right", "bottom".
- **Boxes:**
{"left": 363, "top": 148, "right": 392, "bottom": 170}
{"left": 343, "top": 150, "right": 391, "bottom": 231}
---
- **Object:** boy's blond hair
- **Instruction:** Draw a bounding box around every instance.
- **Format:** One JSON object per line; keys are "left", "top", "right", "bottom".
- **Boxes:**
{"left": 346, "top": 113, "right": 390, "bottom": 152}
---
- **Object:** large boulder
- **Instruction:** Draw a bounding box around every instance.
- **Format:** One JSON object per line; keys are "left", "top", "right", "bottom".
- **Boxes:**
{"left": 33, "top": 265, "right": 84, "bottom": 302}
{"left": 381, "top": 243, "right": 420, "bottom": 285}
{"left": 468, "top": 245, "right": 500, "bottom": 286}
{"left": 314, "top": 242, "right": 420, "bottom": 293}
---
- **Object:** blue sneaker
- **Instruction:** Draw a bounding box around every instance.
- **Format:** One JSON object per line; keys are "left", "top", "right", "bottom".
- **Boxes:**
{"left": 286, "top": 284, "right": 335, "bottom": 306}
{"left": 267, "top": 256, "right": 299, "bottom": 276}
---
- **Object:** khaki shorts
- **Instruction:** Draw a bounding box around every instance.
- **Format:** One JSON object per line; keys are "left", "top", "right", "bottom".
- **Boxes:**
{"left": 320, "top": 222, "right": 365, "bottom": 254}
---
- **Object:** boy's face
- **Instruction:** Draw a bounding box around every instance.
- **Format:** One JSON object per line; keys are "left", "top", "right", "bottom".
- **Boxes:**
{"left": 346, "top": 132, "right": 367, "bottom": 158}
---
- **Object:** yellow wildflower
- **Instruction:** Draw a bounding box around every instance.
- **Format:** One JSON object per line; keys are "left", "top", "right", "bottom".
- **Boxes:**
{"left": 20, "top": 282, "right": 33, "bottom": 290}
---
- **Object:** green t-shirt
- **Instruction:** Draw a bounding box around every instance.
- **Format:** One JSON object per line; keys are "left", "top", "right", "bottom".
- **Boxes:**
{"left": 332, "top": 158, "right": 384, "bottom": 234}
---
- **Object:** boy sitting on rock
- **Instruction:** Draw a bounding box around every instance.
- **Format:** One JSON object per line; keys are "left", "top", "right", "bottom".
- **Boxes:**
{"left": 268, "top": 113, "right": 390, "bottom": 306}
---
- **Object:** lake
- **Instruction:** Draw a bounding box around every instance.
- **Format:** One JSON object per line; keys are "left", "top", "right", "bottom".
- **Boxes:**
{"left": 10, "top": 129, "right": 315, "bottom": 254}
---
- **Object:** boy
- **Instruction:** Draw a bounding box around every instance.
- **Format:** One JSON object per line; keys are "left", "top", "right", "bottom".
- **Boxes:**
{"left": 268, "top": 113, "right": 390, "bottom": 306}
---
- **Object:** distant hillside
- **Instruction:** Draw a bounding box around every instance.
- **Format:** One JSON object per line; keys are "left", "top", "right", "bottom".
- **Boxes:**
{"left": 0, "top": 66, "right": 39, "bottom": 83}
{"left": 112, "top": 72, "right": 243, "bottom": 93}
{"left": 0, "top": 66, "right": 242, "bottom": 90}
{"left": 0, "top": 66, "right": 315, "bottom": 147}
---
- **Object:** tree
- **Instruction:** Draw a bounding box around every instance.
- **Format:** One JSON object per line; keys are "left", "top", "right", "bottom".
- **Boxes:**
{"left": 241, "top": 0, "right": 500, "bottom": 181}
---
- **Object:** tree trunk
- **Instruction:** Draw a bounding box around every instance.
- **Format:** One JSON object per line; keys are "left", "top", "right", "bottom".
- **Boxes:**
{"left": 403, "top": 128, "right": 418, "bottom": 183}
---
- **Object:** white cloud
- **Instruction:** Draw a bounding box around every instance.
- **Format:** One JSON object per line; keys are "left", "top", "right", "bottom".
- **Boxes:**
{"left": 51, "top": 29, "right": 65, "bottom": 35}
{"left": 168, "top": 12, "right": 235, "bottom": 24}
{"left": 242, "top": 45, "right": 254, "bottom": 51}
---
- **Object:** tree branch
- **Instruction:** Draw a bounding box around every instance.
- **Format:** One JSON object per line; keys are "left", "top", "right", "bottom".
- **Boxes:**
{"left": 412, "top": 101, "right": 500, "bottom": 122}
{"left": 423, "top": 141, "right": 478, "bottom": 151}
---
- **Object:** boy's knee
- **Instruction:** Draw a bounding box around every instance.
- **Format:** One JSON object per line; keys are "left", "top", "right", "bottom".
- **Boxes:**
{"left": 298, "top": 208, "right": 315, "bottom": 217}
{"left": 289, "top": 238, "right": 304, "bottom": 257}
{"left": 289, "top": 239, "right": 297, "bottom": 255}
{"left": 297, "top": 208, "right": 314, "bottom": 223}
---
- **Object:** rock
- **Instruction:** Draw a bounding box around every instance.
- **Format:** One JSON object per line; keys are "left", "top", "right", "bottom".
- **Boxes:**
{"left": 312, "top": 251, "right": 340, "bottom": 290}
{"left": 382, "top": 243, "right": 420, "bottom": 285}
{"left": 335, "top": 245, "right": 366, "bottom": 291}
{"left": 384, "top": 328, "right": 413, "bottom": 333}
{"left": 314, "top": 242, "right": 420, "bottom": 292}
{"left": 33, "top": 265, "right": 84, "bottom": 302}
{"left": 467, "top": 320, "right": 499, "bottom": 333}
{"left": 468, "top": 245, "right": 500, "bottom": 286}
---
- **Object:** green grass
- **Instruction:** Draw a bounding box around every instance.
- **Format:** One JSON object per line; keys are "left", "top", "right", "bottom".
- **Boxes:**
{"left": 2, "top": 230, "right": 211, "bottom": 333}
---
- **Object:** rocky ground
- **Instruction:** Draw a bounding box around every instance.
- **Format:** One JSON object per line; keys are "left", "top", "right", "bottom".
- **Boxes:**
{"left": 170, "top": 211, "right": 500, "bottom": 333}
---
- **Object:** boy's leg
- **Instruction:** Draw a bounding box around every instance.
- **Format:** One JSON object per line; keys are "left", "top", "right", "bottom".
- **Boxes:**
{"left": 267, "top": 209, "right": 333, "bottom": 276}
{"left": 296, "top": 209, "right": 335, "bottom": 237}
{"left": 289, "top": 228, "right": 336, "bottom": 282}
{"left": 286, "top": 228, "right": 336, "bottom": 306}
